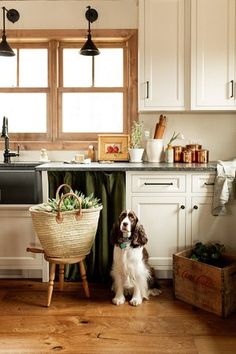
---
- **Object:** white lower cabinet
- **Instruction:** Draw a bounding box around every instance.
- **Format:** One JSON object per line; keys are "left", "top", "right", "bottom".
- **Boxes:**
{"left": 126, "top": 171, "right": 236, "bottom": 278}
{"left": 0, "top": 205, "right": 46, "bottom": 279}
{"left": 131, "top": 195, "right": 186, "bottom": 278}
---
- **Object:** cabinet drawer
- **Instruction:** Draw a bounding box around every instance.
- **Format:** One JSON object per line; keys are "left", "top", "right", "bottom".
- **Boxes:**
{"left": 192, "top": 174, "right": 215, "bottom": 194}
{"left": 131, "top": 174, "right": 186, "bottom": 193}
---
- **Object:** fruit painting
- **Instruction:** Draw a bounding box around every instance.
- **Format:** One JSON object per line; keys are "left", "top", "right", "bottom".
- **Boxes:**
{"left": 105, "top": 144, "right": 121, "bottom": 154}
{"left": 97, "top": 134, "right": 129, "bottom": 161}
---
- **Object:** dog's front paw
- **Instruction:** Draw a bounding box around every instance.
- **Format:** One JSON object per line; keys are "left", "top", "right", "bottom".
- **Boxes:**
{"left": 129, "top": 297, "right": 142, "bottom": 306}
{"left": 112, "top": 295, "right": 125, "bottom": 305}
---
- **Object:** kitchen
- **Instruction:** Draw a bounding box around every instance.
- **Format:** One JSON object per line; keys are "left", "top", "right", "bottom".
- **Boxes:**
{"left": 0, "top": 0, "right": 236, "bottom": 353}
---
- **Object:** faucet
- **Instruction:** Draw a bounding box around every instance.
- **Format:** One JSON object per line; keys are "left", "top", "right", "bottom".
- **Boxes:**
{"left": 1, "top": 116, "right": 20, "bottom": 163}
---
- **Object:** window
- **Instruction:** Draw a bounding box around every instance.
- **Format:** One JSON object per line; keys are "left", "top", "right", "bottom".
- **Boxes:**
{"left": 0, "top": 30, "right": 137, "bottom": 150}
{"left": 0, "top": 46, "right": 48, "bottom": 137}
{"left": 60, "top": 47, "right": 125, "bottom": 135}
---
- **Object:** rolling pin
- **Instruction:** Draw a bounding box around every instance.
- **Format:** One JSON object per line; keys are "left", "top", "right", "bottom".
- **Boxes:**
{"left": 154, "top": 115, "right": 166, "bottom": 139}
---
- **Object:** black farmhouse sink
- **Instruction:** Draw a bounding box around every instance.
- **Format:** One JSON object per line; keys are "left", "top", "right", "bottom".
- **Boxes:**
{"left": 0, "top": 164, "right": 42, "bottom": 204}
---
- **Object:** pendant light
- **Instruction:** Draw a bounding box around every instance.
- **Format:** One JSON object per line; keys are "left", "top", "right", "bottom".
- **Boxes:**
{"left": 80, "top": 6, "right": 100, "bottom": 56}
{"left": 0, "top": 7, "right": 20, "bottom": 57}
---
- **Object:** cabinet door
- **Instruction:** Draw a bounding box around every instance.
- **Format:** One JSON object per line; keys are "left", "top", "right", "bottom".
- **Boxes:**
{"left": 131, "top": 196, "right": 186, "bottom": 277}
{"left": 139, "top": 0, "right": 185, "bottom": 110}
{"left": 191, "top": 0, "right": 236, "bottom": 109}
{"left": 191, "top": 197, "right": 236, "bottom": 249}
{"left": 0, "top": 206, "right": 43, "bottom": 272}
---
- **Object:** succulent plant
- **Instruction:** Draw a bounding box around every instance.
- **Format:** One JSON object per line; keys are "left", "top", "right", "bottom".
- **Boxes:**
{"left": 36, "top": 190, "right": 101, "bottom": 213}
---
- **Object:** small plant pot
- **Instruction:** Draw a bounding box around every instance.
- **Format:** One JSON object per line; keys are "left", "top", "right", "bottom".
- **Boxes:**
{"left": 129, "top": 148, "right": 144, "bottom": 163}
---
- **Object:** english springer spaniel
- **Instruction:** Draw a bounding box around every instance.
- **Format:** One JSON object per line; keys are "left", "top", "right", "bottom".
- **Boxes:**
{"left": 110, "top": 210, "right": 161, "bottom": 306}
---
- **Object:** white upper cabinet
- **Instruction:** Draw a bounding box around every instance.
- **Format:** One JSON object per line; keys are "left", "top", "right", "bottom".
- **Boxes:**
{"left": 191, "top": 0, "right": 236, "bottom": 110}
{"left": 139, "top": 0, "right": 185, "bottom": 111}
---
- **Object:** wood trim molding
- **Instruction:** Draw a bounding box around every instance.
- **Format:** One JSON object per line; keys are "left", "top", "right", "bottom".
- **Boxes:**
{"left": 2, "top": 29, "right": 138, "bottom": 151}
{"left": 7, "top": 29, "right": 137, "bottom": 42}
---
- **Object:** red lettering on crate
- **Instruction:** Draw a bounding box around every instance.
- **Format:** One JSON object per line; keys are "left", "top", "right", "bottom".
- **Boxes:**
{"left": 181, "top": 271, "right": 214, "bottom": 289}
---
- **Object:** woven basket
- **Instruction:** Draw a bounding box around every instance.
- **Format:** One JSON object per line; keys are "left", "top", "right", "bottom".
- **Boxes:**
{"left": 29, "top": 184, "right": 102, "bottom": 258}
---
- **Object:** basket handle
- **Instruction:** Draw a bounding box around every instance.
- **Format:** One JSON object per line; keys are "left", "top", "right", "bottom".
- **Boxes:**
{"left": 55, "top": 183, "right": 73, "bottom": 202}
{"left": 56, "top": 192, "right": 82, "bottom": 224}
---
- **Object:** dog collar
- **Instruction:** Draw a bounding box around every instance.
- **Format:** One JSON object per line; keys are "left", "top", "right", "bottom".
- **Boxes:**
{"left": 117, "top": 237, "right": 131, "bottom": 249}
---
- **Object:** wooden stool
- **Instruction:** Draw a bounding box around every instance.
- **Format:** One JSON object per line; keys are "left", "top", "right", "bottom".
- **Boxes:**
{"left": 26, "top": 248, "right": 90, "bottom": 307}
{"left": 44, "top": 254, "right": 90, "bottom": 307}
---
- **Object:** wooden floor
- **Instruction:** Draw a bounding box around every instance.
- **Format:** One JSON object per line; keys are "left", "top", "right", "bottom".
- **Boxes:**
{"left": 0, "top": 279, "right": 236, "bottom": 354}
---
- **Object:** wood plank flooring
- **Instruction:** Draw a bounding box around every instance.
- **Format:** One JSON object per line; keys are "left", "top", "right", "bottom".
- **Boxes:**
{"left": 0, "top": 279, "right": 236, "bottom": 353}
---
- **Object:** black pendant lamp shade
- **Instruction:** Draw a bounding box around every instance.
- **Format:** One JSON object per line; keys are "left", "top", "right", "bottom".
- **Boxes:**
{"left": 80, "top": 6, "right": 100, "bottom": 56}
{"left": 0, "top": 7, "right": 20, "bottom": 57}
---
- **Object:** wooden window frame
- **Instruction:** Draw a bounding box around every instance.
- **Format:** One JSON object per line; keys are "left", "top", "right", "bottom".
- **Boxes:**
{"left": 1, "top": 29, "right": 137, "bottom": 151}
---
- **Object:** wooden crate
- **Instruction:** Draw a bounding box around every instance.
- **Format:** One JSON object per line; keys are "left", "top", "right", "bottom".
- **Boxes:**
{"left": 173, "top": 249, "right": 236, "bottom": 317}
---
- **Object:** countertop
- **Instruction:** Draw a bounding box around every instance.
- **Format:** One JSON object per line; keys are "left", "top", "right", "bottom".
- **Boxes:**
{"left": 35, "top": 161, "right": 217, "bottom": 172}
{"left": 0, "top": 162, "right": 43, "bottom": 169}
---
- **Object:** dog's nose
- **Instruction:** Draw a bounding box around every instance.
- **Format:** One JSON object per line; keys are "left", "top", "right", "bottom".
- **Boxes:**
{"left": 122, "top": 222, "right": 128, "bottom": 227}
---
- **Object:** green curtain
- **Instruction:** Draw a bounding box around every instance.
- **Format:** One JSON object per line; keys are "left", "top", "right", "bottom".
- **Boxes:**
{"left": 48, "top": 171, "right": 126, "bottom": 283}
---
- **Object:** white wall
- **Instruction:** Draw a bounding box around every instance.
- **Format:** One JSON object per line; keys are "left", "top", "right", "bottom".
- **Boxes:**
{"left": 140, "top": 112, "right": 236, "bottom": 162}
{"left": 3, "top": 0, "right": 236, "bottom": 161}
{"left": 4, "top": 0, "right": 138, "bottom": 29}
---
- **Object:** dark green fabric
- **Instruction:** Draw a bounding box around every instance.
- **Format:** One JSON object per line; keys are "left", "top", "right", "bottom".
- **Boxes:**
{"left": 48, "top": 171, "right": 126, "bottom": 283}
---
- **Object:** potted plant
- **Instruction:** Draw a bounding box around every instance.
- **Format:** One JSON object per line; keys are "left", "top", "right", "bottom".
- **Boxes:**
{"left": 29, "top": 184, "right": 103, "bottom": 258}
{"left": 129, "top": 121, "right": 144, "bottom": 162}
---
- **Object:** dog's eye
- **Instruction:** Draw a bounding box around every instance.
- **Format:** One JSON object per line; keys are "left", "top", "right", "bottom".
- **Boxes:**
{"left": 128, "top": 213, "right": 135, "bottom": 220}
{"left": 120, "top": 212, "right": 127, "bottom": 220}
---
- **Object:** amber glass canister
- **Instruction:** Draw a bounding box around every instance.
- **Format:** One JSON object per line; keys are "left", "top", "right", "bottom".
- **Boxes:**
{"left": 197, "top": 149, "right": 209, "bottom": 163}
{"left": 183, "top": 149, "right": 192, "bottom": 163}
{"left": 173, "top": 146, "right": 183, "bottom": 162}
{"left": 186, "top": 144, "right": 202, "bottom": 163}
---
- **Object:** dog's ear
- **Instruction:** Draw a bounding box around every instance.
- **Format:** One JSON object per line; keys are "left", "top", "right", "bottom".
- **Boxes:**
{"left": 131, "top": 223, "right": 148, "bottom": 247}
{"left": 110, "top": 222, "right": 122, "bottom": 245}
{"left": 130, "top": 211, "right": 139, "bottom": 231}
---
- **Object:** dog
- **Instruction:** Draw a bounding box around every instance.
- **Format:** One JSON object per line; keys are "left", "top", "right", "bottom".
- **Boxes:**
{"left": 110, "top": 209, "right": 161, "bottom": 306}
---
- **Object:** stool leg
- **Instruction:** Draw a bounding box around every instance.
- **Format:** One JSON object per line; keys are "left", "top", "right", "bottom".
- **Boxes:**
{"left": 59, "top": 264, "right": 64, "bottom": 291}
{"left": 79, "top": 260, "right": 90, "bottom": 298}
{"left": 47, "top": 263, "right": 56, "bottom": 307}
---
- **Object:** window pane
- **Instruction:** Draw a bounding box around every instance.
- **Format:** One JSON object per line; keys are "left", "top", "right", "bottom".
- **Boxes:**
{"left": 94, "top": 49, "right": 123, "bottom": 87}
{"left": 19, "top": 49, "right": 48, "bottom": 87}
{"left": 62, "top": 93, "right": 123, "bottom": 133}
{"left": 0, "top": 52, "right": 17, "bottom": 87}
{"left": 0, "top": 93, "right": 47, "bottom": 132}
{"left": 63, "top": 49, "right": 92, "bottom": 87}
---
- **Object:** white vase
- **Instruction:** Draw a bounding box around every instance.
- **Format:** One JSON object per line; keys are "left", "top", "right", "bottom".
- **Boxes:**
{"left": 129, "top": 148, "right": 144, "bottom": 163}
{"left": 165, "top": 145, "right": 174, "bottom": 163}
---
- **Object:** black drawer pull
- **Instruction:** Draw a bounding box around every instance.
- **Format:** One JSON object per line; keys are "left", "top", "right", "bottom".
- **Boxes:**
{"left": 230, "top": 80, "right": 234, "bottom": 98}
{"left": 193, "top": 205, "right": 198, "bottom": 210}
{"left": 180, "top": 205, "right": 185, "bottom": 209}
{"left": 204, "top": 182, "right": 215, "bottom": 186}
{"left": 146, "top": 81, "right": 149, "bottom": 99}
{"left": 144, "top": 182, "right": 174, "bottom": 186}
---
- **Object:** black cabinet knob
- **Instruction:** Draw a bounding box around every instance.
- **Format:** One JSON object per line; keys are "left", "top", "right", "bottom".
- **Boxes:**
{"left": 180, "top": 205, "right": 185, "bottom": 209}
{"left": 193, "top": 205, "right": 198, "bottom": 210}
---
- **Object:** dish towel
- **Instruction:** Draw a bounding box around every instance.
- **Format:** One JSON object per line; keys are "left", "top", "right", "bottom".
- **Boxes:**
{"left": 212, "top": 159, "right": 236, "bottom": 216}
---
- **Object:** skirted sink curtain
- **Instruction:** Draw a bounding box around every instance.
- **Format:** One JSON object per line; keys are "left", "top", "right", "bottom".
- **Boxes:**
{"left": 48, "top": 171, "right": 126, "bottom": 283}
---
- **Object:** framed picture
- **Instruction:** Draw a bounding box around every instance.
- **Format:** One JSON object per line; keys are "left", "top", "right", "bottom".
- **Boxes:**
{"left": 98, "top": 134, "right": 129, "bottom": 161}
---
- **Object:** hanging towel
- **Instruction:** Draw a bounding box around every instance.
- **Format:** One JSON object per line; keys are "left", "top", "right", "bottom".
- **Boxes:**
{"left": 212, "top": 159, "right": 236, "bottom": 216}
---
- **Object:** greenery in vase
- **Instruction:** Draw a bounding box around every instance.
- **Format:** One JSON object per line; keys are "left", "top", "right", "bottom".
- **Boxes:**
{"left": 36, "top": 190, "right": 102, "bottom": 213}
{"left": 167, "top": 131, "right": 181, "bottom": 146}
{"left": 129, "top": 121, "right": 144, "bottom": 149}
